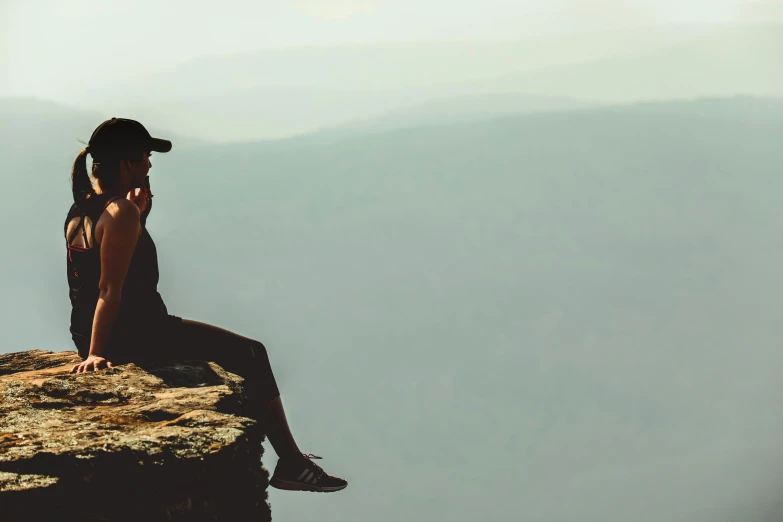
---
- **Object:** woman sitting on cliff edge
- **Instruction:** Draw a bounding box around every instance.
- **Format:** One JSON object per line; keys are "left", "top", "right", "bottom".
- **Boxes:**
{"left": 64, "top": 117, "right": 347, "bottom": 493}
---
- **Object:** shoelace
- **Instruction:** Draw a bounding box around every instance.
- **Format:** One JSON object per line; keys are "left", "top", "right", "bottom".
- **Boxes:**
{"left": 302, "top": 453, "right": 326, "bottom": 482}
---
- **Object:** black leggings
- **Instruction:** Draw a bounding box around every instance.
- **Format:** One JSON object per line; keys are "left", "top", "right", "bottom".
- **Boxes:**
{"left": 74, "top": 315, "right": 281, "bottom": 403}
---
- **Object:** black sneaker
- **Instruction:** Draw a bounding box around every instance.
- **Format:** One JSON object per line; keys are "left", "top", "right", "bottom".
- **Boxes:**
{"left": 269, "top": 453, "right": 348, "bottom": 493}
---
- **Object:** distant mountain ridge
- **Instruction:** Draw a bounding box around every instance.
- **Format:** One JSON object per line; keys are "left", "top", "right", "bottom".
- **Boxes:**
{"left": 55, "top": 23, "right": 782, "bottom": 142}
{"left": 0, "top": 97, "right": 210, "bottom": 151}
{"left": 73, "top": 25, "right": 712, "bottom": 104}
{"left": 446, "top": 24, "right": 783, "bottom": 102}
{"left": 318, "top": 93, "right": 595, "bottom": 136}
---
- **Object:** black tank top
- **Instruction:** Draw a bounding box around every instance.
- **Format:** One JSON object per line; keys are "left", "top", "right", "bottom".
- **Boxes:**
{"left": 64, "top": 194, "right": 169, "bottom": 350}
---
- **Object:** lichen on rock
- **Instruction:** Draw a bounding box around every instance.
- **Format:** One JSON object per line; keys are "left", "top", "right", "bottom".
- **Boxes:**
{"left": 0, "top": 350, "right": 270, "bottom": 522}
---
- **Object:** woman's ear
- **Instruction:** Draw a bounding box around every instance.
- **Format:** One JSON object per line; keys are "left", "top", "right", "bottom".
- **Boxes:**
{"left": 121, "top": 158, "right": 136, "bottom": 173}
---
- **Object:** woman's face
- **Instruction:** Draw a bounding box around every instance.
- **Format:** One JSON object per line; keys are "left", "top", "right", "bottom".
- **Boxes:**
{"left": 128, "top": 151, "right": 152, "bottom": 188}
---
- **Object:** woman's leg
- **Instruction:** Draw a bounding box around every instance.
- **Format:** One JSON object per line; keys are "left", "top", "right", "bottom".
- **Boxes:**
{"left": 170, "top": 318, "right": 302, "bottom": 459}
{"left": 265, "top": 396, "right": 302, "bottom": 458}
{"left": 160, "top": 318, "right": 347, "bottom": 492}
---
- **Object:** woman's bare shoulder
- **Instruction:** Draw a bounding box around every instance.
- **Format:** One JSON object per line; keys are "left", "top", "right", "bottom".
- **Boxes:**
{"left": 96, "top": 198, "right": 141, "bottom": 244}
{"left": 105, "top": 197, "right": 140, "bottom": 212}
{"left": 103, "top": 197, "right": 140, "bottom": 219}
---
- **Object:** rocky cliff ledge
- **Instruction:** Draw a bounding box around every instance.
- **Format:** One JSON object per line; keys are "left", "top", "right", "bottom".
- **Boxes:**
{"left": 0, "top": 350, "right": 271, "bottom": 522}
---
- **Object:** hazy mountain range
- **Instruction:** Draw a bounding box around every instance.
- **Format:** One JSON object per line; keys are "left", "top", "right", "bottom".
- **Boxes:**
{"left": 73, "top": 24, "right": 716, "bottom": 102}
{"left": 3, "top": 92, "right": 783, "bottom": 521}
{"left": 47, "top": 23, "right": 783, "bottom": 142}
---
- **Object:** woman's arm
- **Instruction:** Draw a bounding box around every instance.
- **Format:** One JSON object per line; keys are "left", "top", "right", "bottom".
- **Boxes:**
{"left": 72, "top": 199, "right": 141, "bottom": 373}
{"left": 91, "top": 199, "right": 141, "bottom": 356}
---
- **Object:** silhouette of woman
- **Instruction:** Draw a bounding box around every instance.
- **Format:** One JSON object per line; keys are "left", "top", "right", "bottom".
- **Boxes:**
{"left": 64, "top": 117, "right": 346, "bottom": 493}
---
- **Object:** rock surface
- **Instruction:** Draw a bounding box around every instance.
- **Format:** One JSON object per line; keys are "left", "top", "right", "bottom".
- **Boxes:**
{"left": 0, "top": 350, "right": 270, "bottom": 522}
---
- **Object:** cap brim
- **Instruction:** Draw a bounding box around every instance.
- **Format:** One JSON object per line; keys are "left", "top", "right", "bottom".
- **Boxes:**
{"left": 149, "top": 137, "right": 172, "bottom": 153}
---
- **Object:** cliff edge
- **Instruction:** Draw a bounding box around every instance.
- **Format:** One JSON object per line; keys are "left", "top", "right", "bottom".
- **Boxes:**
{"left": 0, "top": 350, "right": 271, "bottom": 522}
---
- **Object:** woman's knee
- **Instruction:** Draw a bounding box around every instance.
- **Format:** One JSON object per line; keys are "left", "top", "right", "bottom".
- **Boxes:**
{"left": 248, "top": 339, "right": 269, "bottom": 361}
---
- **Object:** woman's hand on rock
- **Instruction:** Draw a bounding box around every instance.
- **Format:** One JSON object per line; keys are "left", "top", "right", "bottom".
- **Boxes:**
{"left": 71, "top": 355, "right": 113, "bottom": 374}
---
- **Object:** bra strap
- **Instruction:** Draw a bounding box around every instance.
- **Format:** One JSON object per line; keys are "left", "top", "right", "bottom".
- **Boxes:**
{"left": 67, "top": 216, "right": 85, "bottom": 245}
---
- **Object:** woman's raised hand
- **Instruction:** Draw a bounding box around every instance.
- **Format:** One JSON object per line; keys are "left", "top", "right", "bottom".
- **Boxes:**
{"left": 128, "top": 176, "right": 153, "bottom": 222}
{"left": 70, "top": 355, "right": 113, "bottom": 374}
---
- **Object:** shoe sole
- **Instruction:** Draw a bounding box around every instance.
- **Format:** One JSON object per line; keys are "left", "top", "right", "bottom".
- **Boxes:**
{"left": 269, "top": 477, "right": 347, "bottom": 492}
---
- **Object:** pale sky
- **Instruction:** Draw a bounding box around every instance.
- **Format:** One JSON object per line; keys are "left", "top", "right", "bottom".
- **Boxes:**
{"left": 1, "top": 0, "right": 780, "bottom": 99}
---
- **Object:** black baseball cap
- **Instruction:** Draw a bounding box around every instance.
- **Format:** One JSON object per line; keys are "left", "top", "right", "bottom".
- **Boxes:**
{"left": 87, "top": 117, "right": 172, "bottom": 156}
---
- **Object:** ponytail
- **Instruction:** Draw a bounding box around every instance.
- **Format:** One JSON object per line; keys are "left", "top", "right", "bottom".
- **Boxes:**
{"left": 70, "top": 146, "right": 138, "bottom": 212}
{"left": 71, "top": 148, "right": 95, "bottom": 213}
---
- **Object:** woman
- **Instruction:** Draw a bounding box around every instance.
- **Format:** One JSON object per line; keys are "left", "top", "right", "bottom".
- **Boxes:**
{"left": 64, "top": 117, "right": 346, "bottom": 493}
